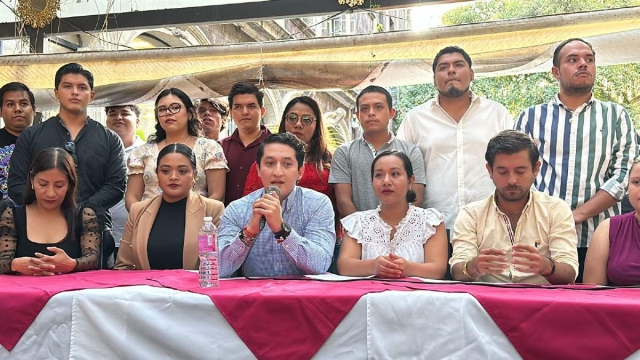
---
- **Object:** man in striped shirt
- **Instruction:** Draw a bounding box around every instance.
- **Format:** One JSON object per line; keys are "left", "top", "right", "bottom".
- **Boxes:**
{"left": 515, "top": 38, "right": 639, "bottom": 282}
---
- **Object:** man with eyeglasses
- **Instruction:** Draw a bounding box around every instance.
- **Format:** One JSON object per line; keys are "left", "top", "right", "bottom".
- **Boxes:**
{"left": 0, "top": 82, "right": 35, "bottom": 200}
{"left": 220, "top": 82, "right": 271, "bottom": 206}
{"left": 329, "top": 85, "right": 426, "bottom": 217}
{"left": 8, "top": 63, "right": 126, "bottom": 268}
{"left": 196, "top": 98, "right": 228, "bottom": 141}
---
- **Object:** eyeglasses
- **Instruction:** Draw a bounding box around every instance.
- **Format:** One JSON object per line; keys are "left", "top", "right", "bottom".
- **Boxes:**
{"left": 156, "top": 103, "right": 182, "bottom": 117}
{"left": 286, "top": 113, "right": 316, "bottom": 127}
{"left": 64, "top": 141, "right": 78, "bottom": 167}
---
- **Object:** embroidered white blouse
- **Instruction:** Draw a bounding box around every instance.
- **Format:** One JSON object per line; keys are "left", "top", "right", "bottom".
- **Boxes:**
{"left": 341, "top": 205, "right": 444, "bottom": 263}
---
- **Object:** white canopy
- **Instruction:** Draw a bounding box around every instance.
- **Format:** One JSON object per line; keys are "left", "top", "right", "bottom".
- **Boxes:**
{"left": 1, "top": 6, "right": 639, "bottom": 110}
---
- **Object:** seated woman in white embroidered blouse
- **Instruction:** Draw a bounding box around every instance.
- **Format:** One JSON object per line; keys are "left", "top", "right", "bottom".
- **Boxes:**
{"left": 0, "top": 148, "right": 100, "bottom": 275}
{"left": 125, "top": 88, "right": 228, "bottom": 211}
{"left": 337, "top": 150, "right": 448, "bottom": 279}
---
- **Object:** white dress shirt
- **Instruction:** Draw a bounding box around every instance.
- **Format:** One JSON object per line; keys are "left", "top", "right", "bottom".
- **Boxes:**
{"left": 397, "top": 93, "right": 513, "bottom": 229}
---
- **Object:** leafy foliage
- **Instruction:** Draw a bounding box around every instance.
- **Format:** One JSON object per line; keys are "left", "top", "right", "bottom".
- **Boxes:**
{"left": 393, "top": 0, "right": 640, "bottom": 132}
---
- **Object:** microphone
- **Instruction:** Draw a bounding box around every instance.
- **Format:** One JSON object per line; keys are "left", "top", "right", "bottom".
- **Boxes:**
{"left": 259, "top": 185, "right": 281, "bottom": 231}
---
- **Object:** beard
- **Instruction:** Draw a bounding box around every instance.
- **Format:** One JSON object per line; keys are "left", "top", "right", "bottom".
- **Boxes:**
{"left": 559, "top": 76, "right": 594, "bottom": 96}
{"left": 497, "top": 187, "right": 528, "bottom": 202}
{"left": 438, "top": 85, "right": 469, "bottom": 98}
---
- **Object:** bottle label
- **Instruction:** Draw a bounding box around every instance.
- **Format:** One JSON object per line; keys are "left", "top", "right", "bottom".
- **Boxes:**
{"left": 198, "top": 234, "right": 215, "bottom": 252}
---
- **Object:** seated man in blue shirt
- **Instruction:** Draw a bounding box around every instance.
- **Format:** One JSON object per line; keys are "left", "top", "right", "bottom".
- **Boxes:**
{"left": 219, "top": 133, "right": 336, "bottom": 277}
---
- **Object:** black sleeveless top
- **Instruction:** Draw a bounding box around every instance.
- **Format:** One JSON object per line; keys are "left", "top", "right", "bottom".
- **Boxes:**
{"left": 13, "top": 205, "right": 81, "bottom": 259}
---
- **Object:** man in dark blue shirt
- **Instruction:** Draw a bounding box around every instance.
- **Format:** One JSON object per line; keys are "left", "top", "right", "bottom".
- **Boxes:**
{"left": 8, "top": 63, "right": 126, "bottom": 268}
{"left": 0, "top": 82, "right": 35, "bottom": 200}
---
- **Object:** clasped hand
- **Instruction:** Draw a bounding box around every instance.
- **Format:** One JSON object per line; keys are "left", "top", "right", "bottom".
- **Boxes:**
{"left": 247, "top": 192, "right": 283, "bottom": 234}
{"left": 472, "top": 245, "right": 549, "bottom": 276}
{"left": 373, "top": 253, "right": 407, "bottom": 278}
{"left": 11, "top": 247, "right": 76, "bottom": 276}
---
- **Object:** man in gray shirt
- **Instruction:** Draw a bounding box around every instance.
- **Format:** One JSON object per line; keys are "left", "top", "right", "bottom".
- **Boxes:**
{"left": 329, "top": 85, "right": 426, "bottom": 218}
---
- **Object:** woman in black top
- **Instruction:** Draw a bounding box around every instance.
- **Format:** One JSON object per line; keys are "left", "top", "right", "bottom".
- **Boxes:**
{"left": 115, "top": 143, "right": 224, "bottom": 270}
{"left": 0, "top": 147, "right": 100, "bottom": 275}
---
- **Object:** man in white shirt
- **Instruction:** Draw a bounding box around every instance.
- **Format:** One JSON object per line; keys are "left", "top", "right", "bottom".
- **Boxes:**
{"left": 105, "top": 104, "right": 145, "bottom": 257}
{"left": 397, "top": 46, "right": 513, "bottom": 233}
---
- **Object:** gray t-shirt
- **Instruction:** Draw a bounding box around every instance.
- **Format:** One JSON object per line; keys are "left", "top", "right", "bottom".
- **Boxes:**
{"left": 329, "top": 136, "right": 426, "bottom": 213}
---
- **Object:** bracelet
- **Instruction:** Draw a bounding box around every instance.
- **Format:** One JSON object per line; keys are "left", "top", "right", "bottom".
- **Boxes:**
{"left": 542, "top": 256, "right": 556, "bottom": 276}
{"left": 239, "top": 227, "right": 257, "bottom": 247}
{"left": 462, "top": 260, "right": 472, "bottom": 278}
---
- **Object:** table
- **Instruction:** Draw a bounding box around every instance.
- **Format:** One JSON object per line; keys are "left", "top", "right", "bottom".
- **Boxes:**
{"left": 2, "top": 272, "right": 640, "bottom": 360}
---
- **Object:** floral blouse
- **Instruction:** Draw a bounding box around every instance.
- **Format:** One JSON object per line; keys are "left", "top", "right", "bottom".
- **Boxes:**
{"left": 341, "top": 205, "right": 444, "bottom": 263}
{"left": 127, "top": 138, "right": 228, "bottom": 201}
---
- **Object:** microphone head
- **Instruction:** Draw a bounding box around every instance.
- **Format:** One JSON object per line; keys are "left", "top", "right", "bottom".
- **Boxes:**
{"left": 265, "top": 185, "right": 281, "bottom": 197}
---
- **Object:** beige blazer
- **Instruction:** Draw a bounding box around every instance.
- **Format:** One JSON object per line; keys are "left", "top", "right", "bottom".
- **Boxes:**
{"left": 115, "top": 192, "right": 225, "bottom": 270}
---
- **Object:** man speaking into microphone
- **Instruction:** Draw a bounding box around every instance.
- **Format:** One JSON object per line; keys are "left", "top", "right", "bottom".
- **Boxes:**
{"left": 218, "top": 133, "right": 336, "bottom": 277}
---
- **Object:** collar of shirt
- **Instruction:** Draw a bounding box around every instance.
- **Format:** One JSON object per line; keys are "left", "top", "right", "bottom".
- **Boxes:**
{"left": 491, "top": 189, "right": 534, "bottom": 219}
{"left": 263, "top": 185, "right": 298, "bottom": 213}
{"left": 57, "top": 115, "right": 89, "bottom": 127}
{"left": 229, "top": 125, "right": 270, "bottom": 148}
{"left": 429, "top": 91, "right": 480, "bottom": 109}
{"left": 361, "top": 132, "right": 395, "bottom": 156}
{"left": 553, "top": 93, "right": 595, "bottom": 113}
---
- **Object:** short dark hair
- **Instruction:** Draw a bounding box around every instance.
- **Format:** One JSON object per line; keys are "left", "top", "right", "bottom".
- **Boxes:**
{"left": 196, "top": 98, "right": 228, "bottom": 131}
{"left": 24, "top": 148, "right": 78, "bottom": 240}
{"left": 432, "top": 46, "right": 472, "bottom": 72}
{"left": 552, "top": 38, "right": 595, "bottom": 68}
{"left": 0, "top": 82, "right": 35, "bottom": 109}
{"left": 277, "top": 96, "right": 332, "bottom": 170}
{"left": 370, "top": 150, "right": 417, "bottom": 203}
{"left": 149, "top": 88, "right": 201, "bottom": 143}
{"left": 256, "top": 133, "right": 305, "bottom": 170}
{"left": 55, "top": 63, "right": 94, "bottom": 89}
{"left": 156, "top": 142, "right": 197, "bottom": 171}
{"left": 104, "top": 104, "right": 141, "bottom": 118}
{"left": 485, "top": 130, "right": 539, "bottom": 169}
{"left": 228, "top": 82, "right": 264, "bottom": 109}
{"left": 356, "top": 85, "right": 392, "bottom": 110}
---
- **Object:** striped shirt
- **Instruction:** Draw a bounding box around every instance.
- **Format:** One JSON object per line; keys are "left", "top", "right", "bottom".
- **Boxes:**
{"left": 515, "top": 95, "right": 639, "bottom": 247}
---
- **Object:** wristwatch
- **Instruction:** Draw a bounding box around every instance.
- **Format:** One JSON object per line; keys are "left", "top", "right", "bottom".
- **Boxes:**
{"left": 274, "top": 222, "right": 292, "bottom": 243}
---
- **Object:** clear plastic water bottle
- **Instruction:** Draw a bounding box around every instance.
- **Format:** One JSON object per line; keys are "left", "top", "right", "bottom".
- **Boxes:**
{"left": 198, "top": 216, "right": 219, "bottom": 288}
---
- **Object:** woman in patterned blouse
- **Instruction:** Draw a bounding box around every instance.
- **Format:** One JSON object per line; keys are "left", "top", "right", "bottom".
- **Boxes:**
{"left": 0, "top": 148, "right": 100, "bottom": 275}
{"left": 125, "top": 88, "right": 228, "bottom": 211}
{"left": 337, "top": 150, "right": 448, "bottom": 279}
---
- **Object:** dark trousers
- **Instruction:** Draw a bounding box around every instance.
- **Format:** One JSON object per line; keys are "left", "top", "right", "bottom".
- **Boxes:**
{"left": 576, "top": 247, "right": 588, "bottom": 283}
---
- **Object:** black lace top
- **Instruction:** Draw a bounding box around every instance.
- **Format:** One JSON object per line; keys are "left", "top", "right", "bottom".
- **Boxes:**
{"left": 0, "top": 201, "right": 101, "bottom": 274}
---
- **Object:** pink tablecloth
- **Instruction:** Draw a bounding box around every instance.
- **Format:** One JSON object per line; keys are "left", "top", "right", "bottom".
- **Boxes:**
{"left": 3, "top": 270, "right": 640, "bottom": 360}
{"left": 0, "top": 270, "right": 164, "bottom": 350}
{"left": 149, "top": 272, "right": 640, "bottom": 360}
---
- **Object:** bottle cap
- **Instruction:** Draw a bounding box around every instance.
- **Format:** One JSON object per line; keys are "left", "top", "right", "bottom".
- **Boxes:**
{"left": 204, "top": 216, "right": 213, "bottom": 222}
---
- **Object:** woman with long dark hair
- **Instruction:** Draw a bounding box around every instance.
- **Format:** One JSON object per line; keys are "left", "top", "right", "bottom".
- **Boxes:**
{"left": 0, "top": 148, "right": 100, "bottom": 275}
{"left": 242, "top": 96, "right": 333, "bottom": 199}
{"left": 116, "top": 143, "right": 224, "bottom": 270}
{"left": 125, "top": 88, "right": 228, "bottom": 211}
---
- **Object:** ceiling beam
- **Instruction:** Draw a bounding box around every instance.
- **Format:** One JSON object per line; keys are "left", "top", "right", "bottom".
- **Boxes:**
{"left": 0, "top": 0, "right": 459, "bottom": 40}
